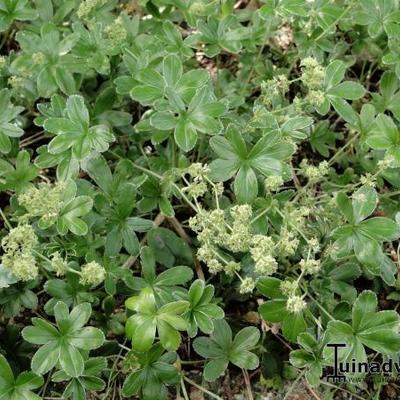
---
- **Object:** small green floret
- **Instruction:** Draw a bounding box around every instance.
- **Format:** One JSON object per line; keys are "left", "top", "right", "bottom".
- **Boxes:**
{"left": 79, "top": 261, "right": 105, "bottom": 286}
{"left": 1, "top": 224, "right": 38, "bottom": 281}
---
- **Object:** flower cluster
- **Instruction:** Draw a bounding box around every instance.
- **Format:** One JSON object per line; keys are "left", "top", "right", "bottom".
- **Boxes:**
{"left": 278, "top": 228, "right": 299, "bottom": 257}
{"left": 105, "top": 16, "right": 127, "bottom": 49}
{"left": 286, "top": 295, "right": 306, "bottom": 314}
{"left": 191, "top": 204, "right": 283, "bottom": 284}
{"left": 260, "top": 75, "right": 289, "bottom": 106}
{"left": 79, "top": 261, "right": 105, "bottom": 286}
{"left": 182, "top": 163, "right": 210, "bottom": 199}
{"left": 280, "top": 279, "right": 306, "bottom": 313}
{"left": 299, "top": 159, "right": 329, "bottom": 183}
{"left": 264, "top": 175, "right": 284, "bottom": 192}
{"left": 360, "top": 173, "right": 376, "bottom": 187}
{"left": 301, "top": 57, "right": 325, "bottom": 90}
{"left": 1, "top": 224, "right": 38, "bottom": 281}
{"left": 32, "top": 52, "right": 46, "bottom": 65}
{"left": 280, "top": 279, "right": 298, "bottom": 296}
{"left": 284, "top": 205, "right": 310, "bottom": 229}
{"left": 8, "top": 75, "right": 25, "bottom": 89}
{"left": 77, "top": 0, "right": 102, "bottom": 18}
{"left": 49, "top": 252, "right": 68, "bottom": 276}
{"left": 239, "top": 277, "right": 256, "bottom": 294}
{"left": 301, "top": 57, "right": 326, "bottom": 107}
{"left": 18, "top": 181, "right": 66, "bottom": 224}
{"left": 224, "top": 205, "right": 253, "bottom": 252}
{"left": 250, "top": 235, "right": 277, "bottom": 275}
{"left": 299, "top": 258, "right": 321, "bottom": 275}
{"left": 377, "top": 155, "right": 395, "bottom": 170}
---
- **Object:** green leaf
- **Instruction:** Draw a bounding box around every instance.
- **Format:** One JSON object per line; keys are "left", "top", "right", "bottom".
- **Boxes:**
{"left": 359, "top": 217, "right": 400, "bottom": 241}
{"left": 353, "top": 234, "right": 383, "bottom": 274}
{"left": 0, "top": 354, "right": 14, "bottom": 385}
{"left": 155, "top": 266, "right": 193, "bottom": 286}
{"left": 193, "top": 319, "right": 259, "bottom": 381}
{"left": 158, "top": 319, "right": 182, "bottom": 350}
{"left": 69, "top": 327, "right": 105, "bottom": 350}
{"left": 188, "top": 279, "right": 205, "bottom": 307}
{"left": 59, "top": 342, "right": 85, "bottom": 377}
{"left": 150, "top": 112, "right": 176, "bottom": 130}
{"left": 328, "top": 81, "right": 365, "bottom": 100}
{"left": 31, "top": 341, "right": 60, "bottom": 374}
{"left": 336, "top": 192, "right": 354, "bottom": 223}
{"left": 229, "top": 350, "right": 259, "bottom": 370}
{"left": 259, "top": 300, "right": 288, "bottom": 322}
{"left": 174, "top": 118, "right": 197, "bottom": 151}
{"left": 328, "top": 96, "right": 358, "bottom": 124}
{"left": 163, "top": 54, "right": 183, "bottom": 87}
{"left": 66, "top": 95, "right": 89, "bottom": 128}
{"left": 282, "top": 313, "right": 307, "bottom": 342}
{"left": 234, "top": 165, "right": 258, "bottom": 203}
{"left": 325, "top": 60, "right": 346, "bottom": 88}
{"left": 232, "top": 327, "right": 260, "bottom": 350}
{"left": 352, "top": 186, "right": 377, "bottom": 223}
{"left": 203, "top": 358, "right": 229, "bottom": 382}
{"left": 22, "top": 318, "right": 59, "bottom": 344}
{"left": 256, "top": 277, "right": 283, "bottom": 299}
{"left": 352, "top": 290, "right": 377, "bottom": 331}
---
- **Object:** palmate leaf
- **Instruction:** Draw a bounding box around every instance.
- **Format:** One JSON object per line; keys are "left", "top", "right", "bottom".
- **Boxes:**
{"left": 332, "top": 186, "right": 400, "bottom": 283}
{"left": 366, "top": 113, "right": 400, "bottom": 166}
{"left": 209, "top": 125, "right": 295, "bottom": 202}
{"left": 325, "top": 291, "right": 400, "bottom": 363}
{"left": 130, "top": 53, "right": 223, "bottom": 151}
{"left": 290, "top": 332, "right": 325, "bottom": 386}
{"left": 122, "top": 344, "right": 180, "bottom": 400}
{"left": 125, "top": 287, "right": 189, "bottom": 352}
{"left": 193, "top": 319, "right": 260, "bottom": 381}
{"left": 22, "top": 302, "right": 105, "bottom": 377}
{"left": 52, "top": 357, "right": 107, "bottom": 400}
{"left": 180, "top": 279, "right": 224, "bottom": 337}
{"left": 126, "top": 246, "right": 193, "bottom": 304}
{"left": 0, "top": 354, "right": 43, "bottom": 400}
{"left": 45, "top": 95, "right": 114, "bottom": 161}
{"left": 0, "top": 0, "right": 38, "bottom": 32}
{"left": 317, "top": 60, "right": 366, "bottom": 124}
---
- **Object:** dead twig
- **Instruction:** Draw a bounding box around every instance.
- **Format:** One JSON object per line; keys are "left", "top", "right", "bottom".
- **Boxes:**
{"left": 242, "top": 369, "right": 254, "bottom": 400}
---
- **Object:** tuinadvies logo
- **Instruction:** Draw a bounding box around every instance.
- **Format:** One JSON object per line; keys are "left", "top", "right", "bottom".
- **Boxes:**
{"left": 325, "top": 344, "right": 400, "bottom": 383}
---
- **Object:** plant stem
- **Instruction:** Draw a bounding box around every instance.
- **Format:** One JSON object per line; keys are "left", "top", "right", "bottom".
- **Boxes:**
{"left": 180, "top": 378, "right": 190, "bottom": 400}
{"left": 240, "top": 30, "right": 269, "bottom": 97}
{"left": 183, "top": 376, "right": 223, "bottom": 400}
{"left": 0, "top": 207, "right": 12, "bottom": 230}
{"left": 320, "top": 381, "right": 367, "bottom": 400}
{"left": 314, "top": 2, "right": 354, "bottom": 42}
{"left": 242, "top": 369, "right": 254, "bottom": 400}
{"left": 305, "top": 291, "right": 335, "bottom": 321}
{"left": 283, "top": 370, "right": 306, "bottom": 400}
{"left": 328, "top": 132, "right": 361, "bottom": 166}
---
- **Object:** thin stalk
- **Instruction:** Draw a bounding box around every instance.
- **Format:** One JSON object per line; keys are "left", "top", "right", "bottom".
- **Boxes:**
{"left": 0, "top": 207, "right": 12, "bottom": 230}
{"left": 183, "top": 376, "right": 223, "bottom": 400}
{"left": 320, "top": 381, "right": 367, "bottom": 400}
{"left": 240, "top": 30, "right": 269, "bottom": 97}
{"left": 305, "top": 290, "right": 335, "bottom": 321}
{"left": 314, "top": 2, "right": 354, "bottom": 42}
{"left": 180, "top": 378, "right": 190, "bottom": 400}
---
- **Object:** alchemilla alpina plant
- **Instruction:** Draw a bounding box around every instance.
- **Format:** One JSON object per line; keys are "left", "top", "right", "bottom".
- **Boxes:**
{"left": 1, "top": 1, "right": 400, "bottom": 399}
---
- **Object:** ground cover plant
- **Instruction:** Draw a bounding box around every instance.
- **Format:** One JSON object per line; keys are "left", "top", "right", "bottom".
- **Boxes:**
{"left": 1, "top": 0, "right": 400, "bottom": 399}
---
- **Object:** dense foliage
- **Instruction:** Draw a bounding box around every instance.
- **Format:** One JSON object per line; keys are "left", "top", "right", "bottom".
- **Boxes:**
{"left": 1, "top": 0, "right": 400, "bottom": 399}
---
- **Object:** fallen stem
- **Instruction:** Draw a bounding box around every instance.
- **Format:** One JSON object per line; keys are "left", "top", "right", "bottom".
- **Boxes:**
{"left": 183, "top": 376, "right": 223, "bottom": 400}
